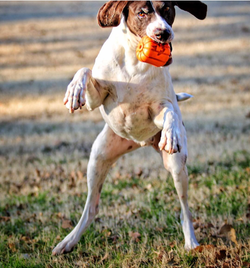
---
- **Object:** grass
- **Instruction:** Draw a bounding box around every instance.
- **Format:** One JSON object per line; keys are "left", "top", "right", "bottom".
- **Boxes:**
{"left": 0, "top": 150, "right": 250, "bottom": 267}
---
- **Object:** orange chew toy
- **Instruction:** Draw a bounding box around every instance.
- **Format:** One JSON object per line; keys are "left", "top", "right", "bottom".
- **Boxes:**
{"left": 136, "top": 36, "right": 172, "bottom": 67}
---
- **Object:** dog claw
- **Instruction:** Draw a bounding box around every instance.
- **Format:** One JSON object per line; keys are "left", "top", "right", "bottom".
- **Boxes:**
{"left": 159, "top": 128, "right": 181, "bottom": 154}
{"left": 64, "top": 68, "right": 90, "bottom": 113}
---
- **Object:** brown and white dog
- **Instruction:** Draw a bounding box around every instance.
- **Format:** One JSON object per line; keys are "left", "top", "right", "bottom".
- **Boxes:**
{"left": 52, "top": 1, "right": 207, "bottom": 255}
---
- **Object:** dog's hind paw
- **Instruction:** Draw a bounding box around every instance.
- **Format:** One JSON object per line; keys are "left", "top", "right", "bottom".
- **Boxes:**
{"left": 184, "top": 241, "right": 200, "bottom": 251}
{"left": 52, "top": 239, "right": 76, "bottom": 255}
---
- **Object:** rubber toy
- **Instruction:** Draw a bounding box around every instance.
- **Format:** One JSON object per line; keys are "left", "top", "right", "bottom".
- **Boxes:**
{"left": 136, "top": 36, "right": 172, "bottom": 67}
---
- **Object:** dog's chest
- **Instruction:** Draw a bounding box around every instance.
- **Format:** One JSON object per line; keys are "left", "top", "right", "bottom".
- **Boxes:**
{"left": 99, "top": 77, "right": 168, "bottom": 142}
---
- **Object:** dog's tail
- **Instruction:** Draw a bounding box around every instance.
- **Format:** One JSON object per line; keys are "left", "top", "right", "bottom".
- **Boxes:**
{"left": 176, "top": 93, "right": 193, "bottom": 102}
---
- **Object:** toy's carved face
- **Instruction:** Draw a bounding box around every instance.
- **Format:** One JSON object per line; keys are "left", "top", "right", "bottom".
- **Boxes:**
{"left": 97, "top": 1, "right": 207, "bottom": 44}
{"left": 125, "top": 1, "right": 175, "bottom": 44}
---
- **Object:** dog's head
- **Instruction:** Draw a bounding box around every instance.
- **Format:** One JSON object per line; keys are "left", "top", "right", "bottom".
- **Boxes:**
{"left": 97, "top": 1, "right": 207, "bottom": 44}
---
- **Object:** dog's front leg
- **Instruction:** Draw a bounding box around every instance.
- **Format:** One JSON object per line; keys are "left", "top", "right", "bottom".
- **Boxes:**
{"left": 64, "top": 68, "right": 107, "bottom": 113}
{"left": 154, "top": 104, "right": 182, "bottom": 154}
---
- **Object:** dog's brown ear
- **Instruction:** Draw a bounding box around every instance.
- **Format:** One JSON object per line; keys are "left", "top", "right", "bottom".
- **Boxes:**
{"left": 174, "top": 1, "right": 207, "bottom": 20}
{"left": 97, "top": 1, "right": 129, "bottom": 28}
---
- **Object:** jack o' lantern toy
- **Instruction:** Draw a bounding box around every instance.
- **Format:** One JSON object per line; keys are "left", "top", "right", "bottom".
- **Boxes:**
{"left": 136, "top": 36, "right": 172, "bottom": 67}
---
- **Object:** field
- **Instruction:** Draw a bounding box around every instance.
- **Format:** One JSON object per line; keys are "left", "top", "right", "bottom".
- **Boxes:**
{"left": 0, "top": 1, "right": 250, "bottom": 267}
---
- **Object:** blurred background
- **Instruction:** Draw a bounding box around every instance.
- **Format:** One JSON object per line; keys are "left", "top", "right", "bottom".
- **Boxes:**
{"left": 0, "top": 1, "right": 249, "bottom": 176}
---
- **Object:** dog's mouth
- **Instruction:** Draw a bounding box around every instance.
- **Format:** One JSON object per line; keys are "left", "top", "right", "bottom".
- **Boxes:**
{"left": 151, "top": 36, "right": 168, "bottom": 44}
{"left": 164, "top": 52, "right": 172, "bottom": 66}
{"left": 161, "top": 41, "right": 173, "bottom": 66}
{"left": 136, "top": 36, "right": 173, "bottom": 67}
{"left": 151, "top": 31, "right": 174, "bottom": 45}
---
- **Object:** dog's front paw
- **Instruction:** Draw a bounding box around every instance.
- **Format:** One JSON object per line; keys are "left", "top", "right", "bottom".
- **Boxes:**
{"left": 158, "top": 111, "right": 182, "bottom": 154}
{"left": 159, "top": 127, "right": 182, "bottom": 154}
{"left": 64, "top": 68, "right": 92, "bottom": 113}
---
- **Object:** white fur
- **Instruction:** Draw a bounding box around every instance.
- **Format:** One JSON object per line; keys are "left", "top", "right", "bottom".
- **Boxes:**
{"left": 53, "top": 9, "right": 198, "bottom": 255}
{"left": 146, "top": 13, "right": 174, "bottom": 43}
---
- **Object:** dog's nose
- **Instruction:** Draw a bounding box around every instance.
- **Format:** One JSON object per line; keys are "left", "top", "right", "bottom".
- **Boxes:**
{"left": 154, "top": 29, "right": 171, "bottom": 43}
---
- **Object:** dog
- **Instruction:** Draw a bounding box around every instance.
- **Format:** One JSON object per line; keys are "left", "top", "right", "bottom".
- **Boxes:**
{"left": 52, "top": 1, "right": 207, "bottom": 255}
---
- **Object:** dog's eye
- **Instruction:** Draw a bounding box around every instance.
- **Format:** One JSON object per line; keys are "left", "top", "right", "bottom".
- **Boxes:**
{"left": 138, "top": 10, "right": 147, "bottom": 18}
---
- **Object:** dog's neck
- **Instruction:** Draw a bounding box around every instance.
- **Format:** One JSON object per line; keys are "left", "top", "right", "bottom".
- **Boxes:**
{"left": 118, "top": 17, "right": 140, "bottom": 51}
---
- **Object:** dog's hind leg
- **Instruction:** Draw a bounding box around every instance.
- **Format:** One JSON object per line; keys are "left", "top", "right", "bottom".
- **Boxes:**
{"left": 52, "top": 124, "right": 139, "bottom": 255}
{"left": 163, "top": 152, "right": 199, "bottom": 250}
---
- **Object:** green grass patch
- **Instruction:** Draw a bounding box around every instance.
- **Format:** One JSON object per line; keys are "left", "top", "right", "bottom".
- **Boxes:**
{"left": 0, "top": 151, "right": 249, "bottom": 267}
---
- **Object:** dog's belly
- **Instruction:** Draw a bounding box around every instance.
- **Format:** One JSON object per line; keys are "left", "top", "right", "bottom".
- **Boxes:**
{"left": 100, "top": 102, "right": 160, "bottom": 142}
